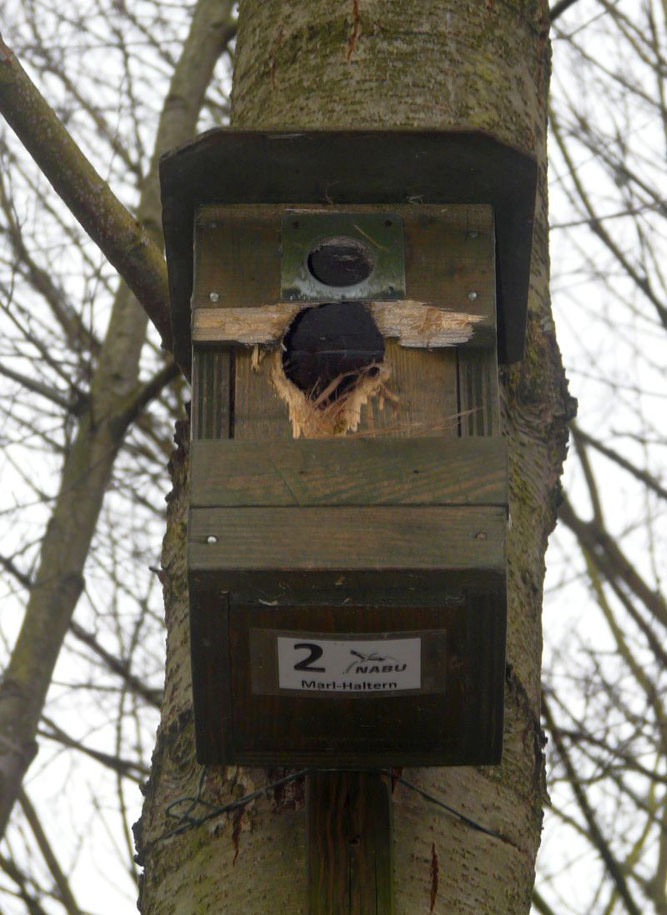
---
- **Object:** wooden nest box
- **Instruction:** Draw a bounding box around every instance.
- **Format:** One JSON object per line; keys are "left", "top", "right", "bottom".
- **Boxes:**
{"left": 160, "top": 130, "right": 537, "bottom": 767}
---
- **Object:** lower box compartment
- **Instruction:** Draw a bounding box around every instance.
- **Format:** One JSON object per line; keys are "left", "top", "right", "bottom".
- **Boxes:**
{"left": 189, "top": 574, "right": 506, "bottom": 767}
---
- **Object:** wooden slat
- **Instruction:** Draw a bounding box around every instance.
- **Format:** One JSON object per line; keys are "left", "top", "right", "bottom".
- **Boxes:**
{"left": 191, "top": 347, "right": 230, "bottom": 440}
{"left": 227, "top": 339, "right": 462, "bottom": 442}
{"left": 192, "top": 300, "right": 493, "bottom": 348}
{"left": 457, "top": 346, "right": 500, "bottom": 437}
{"left": 359, "top": 341, "right": 460, "bottom": 438}
{"left": 193, "top": 205, "right": 281, "bottom": 311}
{"left": 456, "top": 210, "right": 499, "bottom": 437}
{"left": 192, "top": 203, "right": 495, "bottom": 323}
{"left": 307, "top": 772, "right": 393, "bottom": 915}
{"left": 188, "top": 505, "right": 506, "bottom": 572}
{"left": 190, "top": 437, "right": 507, "bottom": 507}
{"left": 232, "top": 348, "right": 293, "bottom": 441}
{"left": 402, "top": 203, "right": 493, "bottom": 316}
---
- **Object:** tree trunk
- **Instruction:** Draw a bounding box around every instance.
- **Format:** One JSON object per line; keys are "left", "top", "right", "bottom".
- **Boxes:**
{"left": 136, "top": 2, "right": 572, "bottom": 912}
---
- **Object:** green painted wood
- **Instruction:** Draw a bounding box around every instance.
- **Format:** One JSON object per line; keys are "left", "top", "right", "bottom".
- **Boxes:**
{"left": 458, "top": 347, "right": 500, "bottom": 437}
{"left": 307, "top": 772, "right": 394, "bottom": 915}
{"left": 191, "top": 202, "right": 493, "bottom": 445}
{"left": 232, "top": 348, "right": 294, "bottom": 441}
{"left": 192, "top": 203, "right": 495, "bottom": 325}
{"left": 193, "top": 204, "right": 281, "bottom": 311}
{"left": 191, "top": 347, "right": 231, "bottom": 440}
{"left": 190, "top": 437, "right": 507, "bottom": 507}
{"left": 228, "top": 338, "right": 462, "bottom": 443}
{"left": 188, "top": 505, "right": 506, "bottom": 573}
{"left": 365, "top": 341, "right": 460, "bottom": 439}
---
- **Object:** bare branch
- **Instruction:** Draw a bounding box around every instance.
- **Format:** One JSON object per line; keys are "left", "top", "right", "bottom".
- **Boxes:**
{"left": 558, "top": 496, "right": 667, "bottom": 628}
{"left": 38, "top": 717, "right": 149, "bottom": 781}
{"left": 571, "top": 423, "right": 667, "bottom": 502}
{"left": 0, "top": 360, "right": 79, "bottom": 412}
{"left": 111, "top": 361, "right": 180, "bottom": 440}
{"left": 0, "top": 34, "right": 172, "bottom": 350}
{"left": 543, "top": 697, "right": 644, "bottom": 915}
{"left": 69, "top": 620, "right": 162, "bottom": 709}
{"left": 550, "top": 108, "right": 667, "bottom": 330}
{"left": 18, "top": 789, "right": 82, "bottom": 915}
{"left": 532, "top": 887, "right": 559, "bottom": 915}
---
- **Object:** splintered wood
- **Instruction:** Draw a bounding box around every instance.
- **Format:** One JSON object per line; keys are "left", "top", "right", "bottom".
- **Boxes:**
{"left": 266, "top": 349, "right": 396, "bottom": 438}
{"left": 192, "top": 301, "right": 485, "bottom": 348}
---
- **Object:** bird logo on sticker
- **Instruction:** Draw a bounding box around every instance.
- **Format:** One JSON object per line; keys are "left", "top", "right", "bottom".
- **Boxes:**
{"left": 343, "top": 649, "right": 401, "bottom": 674}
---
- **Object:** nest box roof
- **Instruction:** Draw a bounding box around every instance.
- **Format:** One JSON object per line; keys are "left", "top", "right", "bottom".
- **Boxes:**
{"left": 160, "top": 129, "right": 537, "bottom": 372}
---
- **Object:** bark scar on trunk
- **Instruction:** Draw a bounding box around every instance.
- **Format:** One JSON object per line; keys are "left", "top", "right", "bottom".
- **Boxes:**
{"left": 269, "top": 25, "right": 283, "bottom": 89}
{"left": 231, "top": 808, "right": 243, "bottom": 865}
{"left": 429, "top": 841, "right": 439, "bottom": 913}
{"left": 347, "top": 0, "right": 360, "bottom": 61}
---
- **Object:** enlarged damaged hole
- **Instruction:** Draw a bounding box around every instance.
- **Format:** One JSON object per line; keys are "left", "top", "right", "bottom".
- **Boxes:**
{"left": 274, "top": 303, "right": 394, "bottom": 438}
{"left": 282, "top": 302, "right": 384, "bottom": 404}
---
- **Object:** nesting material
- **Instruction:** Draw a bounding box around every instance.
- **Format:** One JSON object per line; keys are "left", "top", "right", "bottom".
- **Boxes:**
{"left": 267, "top": 349, "right": 395, "bottom": 438}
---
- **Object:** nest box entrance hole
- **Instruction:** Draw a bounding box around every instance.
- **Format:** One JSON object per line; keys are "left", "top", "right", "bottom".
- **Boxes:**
{"left": 306, "top": 235, "right": 375, "bottom": 287}
{"left": 282, "top": 302, "right": 385, "bottom": 405}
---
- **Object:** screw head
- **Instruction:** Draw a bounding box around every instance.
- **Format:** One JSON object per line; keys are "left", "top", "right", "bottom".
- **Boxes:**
{"left": 209, "top": 292, "right": 220, "bottom": 303}
{"left": 467, "top": 231, "right": 479, "bottom": 239}
{"left": 467, "top": 291, "right": 478, "bottom": 301}
{"left": 206, "top": 535, "right": 218, "bottom": 544}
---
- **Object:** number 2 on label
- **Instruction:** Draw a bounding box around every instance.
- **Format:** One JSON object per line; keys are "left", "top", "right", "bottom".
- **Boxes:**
{"left": 292, "top": 642, "right": 325, "bottom": 672}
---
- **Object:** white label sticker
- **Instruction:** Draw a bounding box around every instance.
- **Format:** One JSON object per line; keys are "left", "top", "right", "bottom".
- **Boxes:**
{"left": 277, "top": 636, "right": 421, "bottom": 693}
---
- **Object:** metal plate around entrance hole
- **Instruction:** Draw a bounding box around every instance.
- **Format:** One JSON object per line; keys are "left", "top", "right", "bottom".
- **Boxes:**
{"left": 281, "top": 211, "right": 405, "bottom": 301}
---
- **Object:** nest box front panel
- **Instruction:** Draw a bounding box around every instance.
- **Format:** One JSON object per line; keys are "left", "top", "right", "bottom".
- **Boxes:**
{"left": 187, "top": 202, "right": 506, "bottom": 767}
{"left": 189, "top": 590, "right": 505, "bottom": 766}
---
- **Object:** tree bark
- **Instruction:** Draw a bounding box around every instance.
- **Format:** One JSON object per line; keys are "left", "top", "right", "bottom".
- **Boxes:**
{"left": 137, "top": 2, "right": 573, "bottom": 912}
